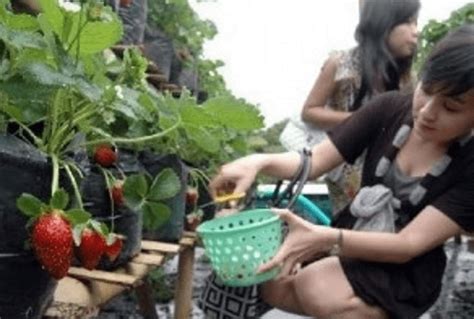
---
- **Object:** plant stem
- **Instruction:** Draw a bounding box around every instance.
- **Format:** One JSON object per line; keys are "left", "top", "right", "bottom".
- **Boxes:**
{"left": 51, "top": 154, "right": 60, "bottom": 196}
{"left": 10, "top": 120, "right": 43, "bottom": 148}
{"left": 64, "top": 162, "right": 84, "bottom": 210}
{"left": 84, "top": 118, "right": 182, "bottom": 146}
{"left": 100, "top": 167, "right": 115, "bottom": 232}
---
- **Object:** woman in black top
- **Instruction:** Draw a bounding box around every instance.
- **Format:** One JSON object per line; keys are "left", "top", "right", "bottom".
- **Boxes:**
{"left": 210, "top": 25, "right": 474, "bottom": 319}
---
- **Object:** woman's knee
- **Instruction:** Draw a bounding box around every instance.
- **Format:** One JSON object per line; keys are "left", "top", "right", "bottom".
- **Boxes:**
{"left": 292, "top": 258, "right": 355, "bottom": 317}
{"left": 260, "top": 279, "right": 293, "bottom": 306}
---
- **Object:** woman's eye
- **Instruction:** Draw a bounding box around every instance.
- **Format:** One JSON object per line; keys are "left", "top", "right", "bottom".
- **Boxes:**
{"left": 443, "top": 102, "right": 460, "bottom": 113}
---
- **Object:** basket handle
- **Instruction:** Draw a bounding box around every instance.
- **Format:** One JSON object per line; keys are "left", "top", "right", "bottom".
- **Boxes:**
{"left": 272, "top": 148, "right": 312, "bottom": 209}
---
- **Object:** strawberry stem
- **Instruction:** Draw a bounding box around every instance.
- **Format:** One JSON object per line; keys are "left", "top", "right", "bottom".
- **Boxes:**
{"left": 100, "top": 167, "right": 116, "bottom": 233}
{"left": 64, "top": 162, "right": 84, "bottom": 210}
{"left": 84, "top": 117, "right": 182, "bottom": 146}
{"left": 51, "top": 154, "right": 59, "bottom": 196}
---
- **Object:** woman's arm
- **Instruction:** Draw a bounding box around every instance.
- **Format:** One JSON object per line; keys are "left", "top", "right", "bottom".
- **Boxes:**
{"left": 259, "top": 206, "right": 461, "bottom": 274}
{"left": 301, "top": 55, "right": 352, "bottom": 130}
{"left": 338, "top": 206, "right": 461, "bottom": 263}
{"left": 209, "top": 139, "right": 345, "bottom": 197}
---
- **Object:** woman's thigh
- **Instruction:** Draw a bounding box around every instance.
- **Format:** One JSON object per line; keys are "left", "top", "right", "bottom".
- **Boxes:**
{"left": 293, "top": 256, "right": 388, "bottom": 318}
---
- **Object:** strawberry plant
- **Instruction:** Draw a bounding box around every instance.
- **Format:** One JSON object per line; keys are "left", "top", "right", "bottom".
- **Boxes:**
{"left": 17, "top": 188, "right": 92, "bottom": 278}
{"left": 415, "top": 3, "right": 474, "bottom": 71}
{"left": 123, "top": 168, "right": 181, "bottom": 230}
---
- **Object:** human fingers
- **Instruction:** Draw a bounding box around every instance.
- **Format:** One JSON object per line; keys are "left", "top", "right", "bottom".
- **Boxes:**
{"left": 257, "top": 240, "right": 290, "bottom": 274}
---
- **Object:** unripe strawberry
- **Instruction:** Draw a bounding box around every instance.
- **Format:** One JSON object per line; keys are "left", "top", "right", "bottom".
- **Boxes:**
{"left": 78, "top": 228, "right": 106, "bottom": 270}
{"left": 93, "top": 145, "right": 117, "bottom": 167}
{"left": 105, "top": 236, "right": 123, "bottom": 262}
{"left": 110, "top": 181, "right": 124, "bottom": 206}
{"left": 185, "top": 188, "right": 198, "bottom": 206}
{"left": 32, "top": 211, "right": 73, "bottom": 279}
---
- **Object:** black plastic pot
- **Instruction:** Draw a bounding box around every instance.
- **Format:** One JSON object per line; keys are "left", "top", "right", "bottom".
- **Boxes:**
{"left": 0, "top": 134, "right": 57, "bottom": 318}
{"left": 81, "top": 150, "right": 142, "bottom": 270}
{"left": 119, "top": 0, "right": 148, "bottom": 45}
{"left": 139, "top": 151, "right": 188, "bottom": 243}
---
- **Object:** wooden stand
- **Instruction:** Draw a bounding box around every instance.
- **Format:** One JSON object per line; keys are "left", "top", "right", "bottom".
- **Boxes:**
{"left": 44, "top": 232, "right": 197, "bottom": 319}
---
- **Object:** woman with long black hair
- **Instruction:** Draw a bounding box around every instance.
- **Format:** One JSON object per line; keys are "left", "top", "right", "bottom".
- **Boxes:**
{"left": 283, "top": 0, "right": 420, "bottom": 216}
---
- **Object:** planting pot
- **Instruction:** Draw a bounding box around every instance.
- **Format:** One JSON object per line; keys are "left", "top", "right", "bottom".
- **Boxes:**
{"left": 118, "top": 0, "right": 147, "bottom": 45}
{"left": 139, "top": 151, "right": 188, "bottom": 243}
{"left": 81, "top": 150, "right": 142, "bottom": 270}
{"left": 143, "top": 27, "right": 181, "bottom": 82}
{"left": 0, "top": 134, "right": 57, "bottom": 318}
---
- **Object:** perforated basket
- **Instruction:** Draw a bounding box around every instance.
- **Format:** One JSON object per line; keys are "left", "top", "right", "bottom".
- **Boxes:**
{"left": 197, "top": 209, "right": 282, "bottom": 287}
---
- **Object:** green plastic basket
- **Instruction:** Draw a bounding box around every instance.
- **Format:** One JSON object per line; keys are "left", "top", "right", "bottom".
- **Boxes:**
{"left": 197, "top": 209, "right": 282, "bottom": 287}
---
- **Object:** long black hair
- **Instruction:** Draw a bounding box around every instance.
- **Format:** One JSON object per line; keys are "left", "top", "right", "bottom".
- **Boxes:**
{"left": 420, "top": 24, "right": 474, "bottom": 97}
{"left": 352, "top": 0, "right": 420, "bottom": 110}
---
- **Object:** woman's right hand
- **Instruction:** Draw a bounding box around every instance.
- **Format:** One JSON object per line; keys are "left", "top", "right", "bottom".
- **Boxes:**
{"left": 209, "top": 154, "right": 265, "bottom": 199}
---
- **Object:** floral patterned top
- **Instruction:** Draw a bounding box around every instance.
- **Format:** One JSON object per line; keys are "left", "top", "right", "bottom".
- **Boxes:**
{"left": 324, "top": 47, "right": 414, "bottom": 216}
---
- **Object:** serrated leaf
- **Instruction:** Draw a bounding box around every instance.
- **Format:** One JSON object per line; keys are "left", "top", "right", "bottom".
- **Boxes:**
{"left": 38, "top": 0, "right": 65, "bottom": 36}
{"left": 148, "top": 168, "right": 181, "bottom": 201}
{"left": 202, "top": 96, "right": 264, "bottom": 131}
{"left": 66, "top": 209, "right": 91, "bottom": 226}
{"left": 123, "top": 174, "right": 148, "bottom": 208}
{"left": 17, "top": 193, "right": 44, "bottom": 217}
{"left": 50, "top": 189, "right": 69, "bottom": 209}
{"left": 183, "top": 123, "right": 220, "bottom": 153}
{"left": 0, "top": 77, "right": 52, "bottom": 123}
{"left": 180, "top": 104, "right": 217, "bottom": 127}
{"left": 0, "top": 24, "right": 47, "bottom": 50}
{"left": 142, "top": 202, "right": 171, "bottom": 230}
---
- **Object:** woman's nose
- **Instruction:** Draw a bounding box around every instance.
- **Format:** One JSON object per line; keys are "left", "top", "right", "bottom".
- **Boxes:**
{"left": 420, "top": 100, "right": 437, "bottom": 121}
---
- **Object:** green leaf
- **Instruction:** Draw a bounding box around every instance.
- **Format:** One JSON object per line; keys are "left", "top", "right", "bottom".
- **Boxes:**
{"left": 50, "top": 189, "right": 69, "bottom": 210}
{"left": 65, "top": 7, "right": 123, "bottom": 56}
{"left": 38, "top": 0, "right": 65, "bottom": 37}
{"left": 179, "top": 103, "right": 217, "bottom": 127}
{"left": 66, "top": 209, "right": 91, "bottom": 226}
{"left": 17, "top": 193, "right": 44, "bottom": 217}
{"left": 123, "top": 174, "right": 148, "bottom": 208}
{"left": 142, "top": 202, "right": 171, "bottom": 230}
{"left": 202, "top": 96, "right": 264, "bottom": 131}
{"left": 0, "top": 77, "right": 53, "bottom": 123}
{"left": 0, "top": 0, "right": 39, "bottom": 31}
{"left": 183, "top": 123, "right": 220, "bottom": 153}
{"left": 148, "top": 168, "right": 181, "bottom": 201}
{"left": 0, "top": 24, "right": 47, "bottom": 50}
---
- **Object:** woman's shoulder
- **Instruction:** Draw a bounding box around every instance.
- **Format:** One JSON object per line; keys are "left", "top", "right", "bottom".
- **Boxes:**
{"left": 328, "top": 47, "right": 361, "bottom": 82}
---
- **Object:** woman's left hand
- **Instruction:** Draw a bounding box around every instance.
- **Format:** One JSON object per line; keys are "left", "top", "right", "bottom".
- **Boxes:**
{"left": 257, "top": 209, "right": 335, "bottom": 277}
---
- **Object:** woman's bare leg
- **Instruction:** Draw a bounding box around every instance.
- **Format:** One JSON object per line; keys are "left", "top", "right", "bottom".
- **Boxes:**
{"left": 261, "top": 256, "right": 388, "bottom": 319}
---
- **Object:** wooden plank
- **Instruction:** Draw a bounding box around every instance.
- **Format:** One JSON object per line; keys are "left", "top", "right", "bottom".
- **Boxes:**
{"left": 141, "top": 240, "right": 180, "bottom": 253}
{"left": 132, "top": 252, "right": 165, "bottom": 266}
{"left": 146, "top": 74, "right": 168, "bottom": 86}
{"left": 146, "top": 62, "right": 161, "bottom": 74}
{"left": 68, "top": 267, "right": 139, "bottom": 286}
{"left": 182, "top": 231, "right": 197, "bottom": 238}
{"left": 179, "top": 236, "right": 197, "bottom": 247}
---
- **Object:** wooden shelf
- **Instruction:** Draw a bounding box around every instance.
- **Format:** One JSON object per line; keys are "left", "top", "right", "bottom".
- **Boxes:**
{"left": 44, "top": 233, "right": 197, "bottom": 319}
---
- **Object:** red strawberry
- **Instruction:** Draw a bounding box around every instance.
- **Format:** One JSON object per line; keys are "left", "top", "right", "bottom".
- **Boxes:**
{"left": 105, "top": 236, "right": 123, "bottom": 262}
{"left": 120, "top": 0, "right": 133, "bottom": 7}
{"left": 110, "top": 181, "right": 124, "bottom": 206}
{"left": 94, "top": 145, "right": 117, "bottom": 167}
{"left": 78, "top": 228, "right": 106, "bottom": 270}
{"left": 32, "top": 211, "right": 73, "bottom": 279}
{"left": 185, "top": 188, "right": 198, "bottom": 206}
